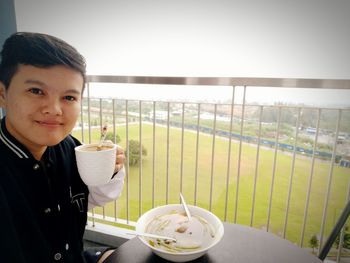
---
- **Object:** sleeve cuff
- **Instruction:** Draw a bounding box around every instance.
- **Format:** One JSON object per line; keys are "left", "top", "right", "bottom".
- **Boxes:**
{"left": 111, "top": 166, "right": 125, "bottom": 180}
{"left": 111, "top": 170, "right": 118, "bottom": 179}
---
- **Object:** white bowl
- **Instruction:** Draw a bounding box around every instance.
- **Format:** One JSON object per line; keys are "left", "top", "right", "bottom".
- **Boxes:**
{"left": 136, "top": 204, "right": 224, "bottom": 262}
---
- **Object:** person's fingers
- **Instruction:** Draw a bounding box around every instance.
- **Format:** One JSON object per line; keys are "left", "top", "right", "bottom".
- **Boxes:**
{"left": 116, "top": 145, "right": 124, "bottom": 155}
{"left": 116, "top": 153, "right": 125, "bottom": 164}
{"left": 97, "top": 249, "right": 114, "bottom": 263}
{"left": 114, "top": 163, "right": 123, "bottom": 173}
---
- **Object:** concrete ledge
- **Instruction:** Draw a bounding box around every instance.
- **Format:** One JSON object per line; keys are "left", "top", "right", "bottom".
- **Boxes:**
{"left": 84, "top": 222, "right": 131, "bottom": 248}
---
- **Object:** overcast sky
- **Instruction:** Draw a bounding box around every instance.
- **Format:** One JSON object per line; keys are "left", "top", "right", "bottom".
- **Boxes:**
{"left": 13, "top": 0, "right": 350, "bottom": 105}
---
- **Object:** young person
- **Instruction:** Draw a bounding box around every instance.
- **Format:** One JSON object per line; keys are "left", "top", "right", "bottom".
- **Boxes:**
{"left": 0, "top": 32, "right": 126, "bottom": 263}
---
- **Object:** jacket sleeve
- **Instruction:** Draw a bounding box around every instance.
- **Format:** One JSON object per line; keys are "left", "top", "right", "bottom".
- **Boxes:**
{"left": 87, "top": 167, "right": 126, "bottom": 210}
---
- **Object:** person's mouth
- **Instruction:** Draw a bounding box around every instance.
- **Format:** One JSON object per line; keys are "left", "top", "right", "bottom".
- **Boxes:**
{"left": 36, "top": 120, "right": 63, "bottom": 127}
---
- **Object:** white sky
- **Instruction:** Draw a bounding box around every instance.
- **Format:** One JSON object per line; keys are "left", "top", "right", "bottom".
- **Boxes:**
{"left": 13, "top": 0, "right": 350, "bottom": 105}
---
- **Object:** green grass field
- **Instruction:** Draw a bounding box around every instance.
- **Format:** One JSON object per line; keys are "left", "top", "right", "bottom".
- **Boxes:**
{"left": 72, "top": 123, "right": 350, "bottom": 247}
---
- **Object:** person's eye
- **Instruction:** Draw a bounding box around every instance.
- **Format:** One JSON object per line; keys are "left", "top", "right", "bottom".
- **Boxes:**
{"left": 64, "top": 95, "right": 77, "bottom": 101}
{"left": 28, "top": 88, "right": 44, "bottom": 95}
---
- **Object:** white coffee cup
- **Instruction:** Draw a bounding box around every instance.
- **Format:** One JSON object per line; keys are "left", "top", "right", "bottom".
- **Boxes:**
{"left": 75, "top": 143, "right": 117, "bottom": 186}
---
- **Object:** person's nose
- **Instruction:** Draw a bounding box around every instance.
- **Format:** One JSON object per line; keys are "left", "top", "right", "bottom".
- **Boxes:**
{"left": 41, "top": 97, "right": 63, "bottom": 116}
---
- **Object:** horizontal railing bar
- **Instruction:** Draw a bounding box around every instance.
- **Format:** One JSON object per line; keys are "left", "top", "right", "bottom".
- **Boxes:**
{"left": 86, "top": 76, "right": 350, "bottom": 89}
{"left": 87, "top": 213, "right": 137, "bottom": 227}
{"left": 83, "top": 97, "right": 350, "bottom": 110}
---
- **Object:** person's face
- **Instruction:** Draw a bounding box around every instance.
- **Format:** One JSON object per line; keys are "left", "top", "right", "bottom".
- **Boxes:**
{"left": 0, "top": 64, "right": 83, "bottom": 154}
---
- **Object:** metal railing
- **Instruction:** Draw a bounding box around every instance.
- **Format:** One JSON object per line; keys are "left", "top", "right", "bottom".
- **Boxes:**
{"left": 78, "top": 76, "right": 350, "bottom": 261}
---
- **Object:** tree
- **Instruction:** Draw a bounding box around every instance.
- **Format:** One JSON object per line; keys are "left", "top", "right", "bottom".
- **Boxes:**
{"left": 91, "top": 119, "right": 98, "bottom": 127}
{"left": 309, "top": 234, "right": 319, "bottom": 254}
{"left": 335, "top": 225, "right": 350, "bottom": 249}
{"left": 105, "top": 132, "right": 121, "bottom": 144}
{"left": 126, "top": 140, "right": 147, "bottom": 166}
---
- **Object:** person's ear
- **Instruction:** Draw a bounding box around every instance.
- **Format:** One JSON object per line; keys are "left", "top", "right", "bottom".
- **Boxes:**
{"left": 0, "top": 82, "right": 7, "bottom": 108}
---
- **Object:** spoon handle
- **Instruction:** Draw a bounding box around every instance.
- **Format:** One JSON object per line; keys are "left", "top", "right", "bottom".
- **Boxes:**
{"left": 97, "top": 124, "right": 108, "bottom": 150}
{"left": 127, "top": 232, "right": 176, "bottom": 242}
{"left": 180, "top": 193, "right": 192, "bottom": 221}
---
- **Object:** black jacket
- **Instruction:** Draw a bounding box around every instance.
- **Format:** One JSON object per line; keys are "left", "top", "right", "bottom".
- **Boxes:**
{"left": 0, "top": 118, "right": 89, "bottom": 262}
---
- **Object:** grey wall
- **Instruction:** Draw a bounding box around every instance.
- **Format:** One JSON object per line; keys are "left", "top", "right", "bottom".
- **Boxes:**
{"left": 0, "top": 0, "right": 17, "bottom": 117}
{"left": 0, "top": 0, "right": 17, "bottom": 46}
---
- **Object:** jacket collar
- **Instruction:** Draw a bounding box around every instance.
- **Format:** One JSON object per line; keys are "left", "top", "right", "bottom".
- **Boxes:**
{"left": 0, "top": 117, "right": 30, "bottom": 159}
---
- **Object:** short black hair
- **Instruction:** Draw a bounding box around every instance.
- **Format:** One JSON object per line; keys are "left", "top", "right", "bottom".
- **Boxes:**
{"left": 0, "top": 32, "right": 86, "bottom": 89}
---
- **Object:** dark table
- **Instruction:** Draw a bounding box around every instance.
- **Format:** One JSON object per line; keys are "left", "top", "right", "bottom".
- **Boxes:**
{"left": 104, "top": 223, "right": 322, "bottom": 263}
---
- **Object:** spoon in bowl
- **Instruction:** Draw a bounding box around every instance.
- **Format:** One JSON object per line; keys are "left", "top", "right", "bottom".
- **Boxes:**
{"left": 180, "top": 193, "right": 192, "bottom": 221}
{"left": 126, "top": 232, "right": 177, "bottom": 242}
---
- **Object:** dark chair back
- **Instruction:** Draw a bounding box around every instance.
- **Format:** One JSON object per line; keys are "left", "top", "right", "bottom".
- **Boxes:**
{"left": 318, "top": 200, "right": 350, "bottom": 260}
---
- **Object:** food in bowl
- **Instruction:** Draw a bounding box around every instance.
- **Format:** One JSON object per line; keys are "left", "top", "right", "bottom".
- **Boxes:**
{"left": 136, "top": 204, "right": 224, "bottom": 262}
{"left": 145, "top": 210, "right": 215, "bottom": 252}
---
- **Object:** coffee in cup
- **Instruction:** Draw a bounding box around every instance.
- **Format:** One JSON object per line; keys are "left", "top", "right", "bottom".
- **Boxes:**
{"left": 80, "top": 145, "right": 114, "bottom": 152}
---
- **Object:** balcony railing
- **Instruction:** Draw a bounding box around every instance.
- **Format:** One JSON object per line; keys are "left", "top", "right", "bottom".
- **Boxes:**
{"left": 74, "top": 76, "right": 350, "bottom": 261}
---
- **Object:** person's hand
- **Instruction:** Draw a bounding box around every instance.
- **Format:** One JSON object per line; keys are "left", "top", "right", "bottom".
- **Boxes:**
{"left": 114, "top": 145, "right": 125, "bottom": 174}
{"left": 104, "top": 140, "right": 125, "bottom": 176}
{"left": 97, "top": 249, "right": 114, "bottom": 263}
